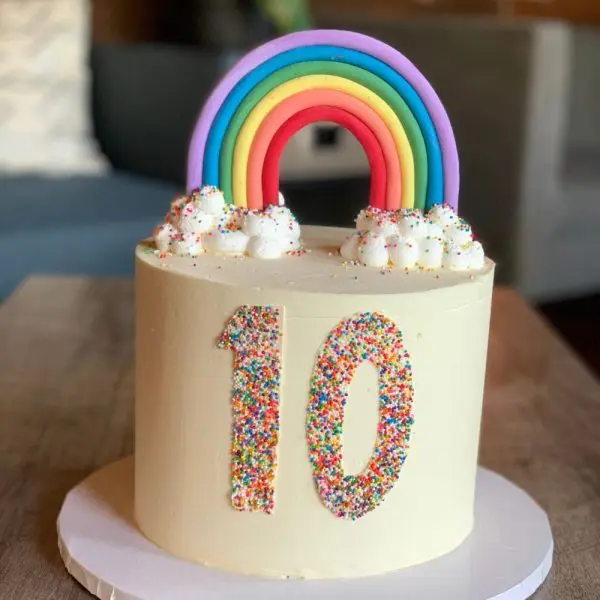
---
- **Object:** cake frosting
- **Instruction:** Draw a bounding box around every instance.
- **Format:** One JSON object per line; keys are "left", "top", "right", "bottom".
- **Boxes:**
{"left": 154, "top": 186, "right": 302, "bottom": 260}
{"left": 135, "top": 226, "right": 494, "bottom": 579}
{"left": 341, "top": 206, "right": 485, "bottom": 270}
{"left": 153, "top": 185, "right": 486, "bottom": 273}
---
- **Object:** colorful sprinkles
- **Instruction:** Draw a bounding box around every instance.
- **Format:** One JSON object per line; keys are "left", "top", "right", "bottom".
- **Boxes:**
{"left": 217, "top": 306, "right": 283, "bottom": 514}
{"left": 307, "top": 312, "right": 414, "bottom": 520}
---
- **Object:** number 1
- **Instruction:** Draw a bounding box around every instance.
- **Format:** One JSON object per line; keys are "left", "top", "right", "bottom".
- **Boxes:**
{"left": 218, "top": 305, "right": 283, "bottom": 514}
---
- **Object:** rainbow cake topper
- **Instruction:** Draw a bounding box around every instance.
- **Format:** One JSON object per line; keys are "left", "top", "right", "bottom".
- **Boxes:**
{"left": 187, "top": 29, "right": 459, "bottom": 213}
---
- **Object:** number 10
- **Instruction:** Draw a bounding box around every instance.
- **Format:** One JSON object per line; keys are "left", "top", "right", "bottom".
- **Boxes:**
{"left": 219, "top": 306, "right": 414, "bottom": 520}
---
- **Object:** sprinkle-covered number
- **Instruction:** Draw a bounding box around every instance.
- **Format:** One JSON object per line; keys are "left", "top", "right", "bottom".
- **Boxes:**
{"left": 218, "top": 308, "right": 413, "bottom": 519}
{"left": 307, "top": 312, "right": 414, "bottom": 520}
{"left": 217, "top": 305, "right": 283, "bottom": 514}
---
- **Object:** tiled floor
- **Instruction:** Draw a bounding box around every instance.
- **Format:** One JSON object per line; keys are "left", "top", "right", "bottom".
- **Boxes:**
{"left": 540, "top": 294, "right": 600, "bottom": 378}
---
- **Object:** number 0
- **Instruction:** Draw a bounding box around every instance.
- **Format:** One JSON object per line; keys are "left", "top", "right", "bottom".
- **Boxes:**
{"left": 307, "top": 312, "right": 414, "bottom": 520}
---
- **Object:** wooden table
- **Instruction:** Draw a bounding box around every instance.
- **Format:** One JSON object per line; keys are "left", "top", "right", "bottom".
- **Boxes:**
{"left": 0, "top": 276, "right": 599, "bottom": 599}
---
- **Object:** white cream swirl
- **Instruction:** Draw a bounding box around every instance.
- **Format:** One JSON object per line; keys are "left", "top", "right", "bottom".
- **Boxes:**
{"left": 355, "top": 207, "right": 399, "bottom": 237}
{"left": 342, "top": 205, "right": 487, "bottom": 271}
{"left": 427, "top": 203, "right": 459, "bottom": 229}
{"left": 153, "top": 187, "right": 302, "bottom": 259}
{"left": 388, "top": 235, "right": 419, "bottom": 270}
{"left": 418, "top": 236, "right": 444, "bottom": 270}
{"left": 204, "top": 229, "right": 249, "bottom": 255}
{"left": 242, "top": 211, "right": 279, "bottom": 237}
{"left": 178, "top": 203, "right": 215, "bottom": 234}
{"left": 357, "top": 232, "right": 389, "bottom": 268}
{"left": 397, "top": 209, "right": 428, "bottom": 240}
{"left": 443, "top": 243, "right": 471, "bottom": 270}
{"left": 172, "top": 232, "right": 203, "bottom": 257}
{"left": 194, "top": 185, "right": 226, "bottom": 215}
{"left": 154, "top": 223, "right": 178, "bottom": 253}
{"left": 247, "top": 236, "right": 283, "bottom": 259}
{"left": 446, "top": 219, "right": 473, "bottom": 246}
{"left": 468, "top": 241, "right": 486, "bottom": 270}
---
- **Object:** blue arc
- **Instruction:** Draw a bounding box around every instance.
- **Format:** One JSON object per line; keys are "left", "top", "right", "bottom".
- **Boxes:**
{"left": 203, "top": 44, "right": 444, "bottom": 210}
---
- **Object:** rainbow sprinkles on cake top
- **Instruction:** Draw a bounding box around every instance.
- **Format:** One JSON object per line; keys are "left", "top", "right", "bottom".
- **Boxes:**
{"left": 153, "top": 29, "right": 485, "bottom": 271}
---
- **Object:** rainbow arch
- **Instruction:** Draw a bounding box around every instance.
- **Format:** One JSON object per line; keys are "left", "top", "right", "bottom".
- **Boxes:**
{"left": 187, "top": 30, "right": 459, "bottom": 212}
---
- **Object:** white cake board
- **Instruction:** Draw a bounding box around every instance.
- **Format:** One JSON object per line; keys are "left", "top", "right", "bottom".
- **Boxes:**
{"left": 58, "top": 457, "right": 553, "bottom": 600}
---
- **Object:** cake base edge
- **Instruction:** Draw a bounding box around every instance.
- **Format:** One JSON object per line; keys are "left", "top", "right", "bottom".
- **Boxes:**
{"left": 57, "top": 456, "right": 553, "bottom": 599}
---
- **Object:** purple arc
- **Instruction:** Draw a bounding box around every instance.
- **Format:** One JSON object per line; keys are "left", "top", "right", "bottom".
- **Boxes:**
{"left": 186, "top": 29, "right": 459, "bottom": 211}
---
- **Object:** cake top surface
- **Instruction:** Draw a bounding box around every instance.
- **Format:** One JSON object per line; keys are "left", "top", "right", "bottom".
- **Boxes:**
{"left": 138, "top": 225, "right": 493, "bottom": 296}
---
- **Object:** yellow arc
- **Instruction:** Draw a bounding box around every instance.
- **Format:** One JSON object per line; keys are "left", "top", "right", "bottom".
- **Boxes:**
{"left": 232, "top": 74, "right": 415, "bottom": 209}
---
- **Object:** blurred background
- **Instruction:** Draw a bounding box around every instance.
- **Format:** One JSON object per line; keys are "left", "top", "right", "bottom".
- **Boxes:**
{"left": 0, "top": 0, "right": 599, "bottom": 370}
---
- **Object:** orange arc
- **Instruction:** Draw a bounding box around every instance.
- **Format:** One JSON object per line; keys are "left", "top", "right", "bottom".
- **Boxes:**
{"left": 247, "top": 88, "right": 401, "bottom": 210}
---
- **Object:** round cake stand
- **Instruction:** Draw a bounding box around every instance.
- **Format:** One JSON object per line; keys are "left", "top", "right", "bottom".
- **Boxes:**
{"left": 58, "top": 458, "right": 553, "bottom": 600}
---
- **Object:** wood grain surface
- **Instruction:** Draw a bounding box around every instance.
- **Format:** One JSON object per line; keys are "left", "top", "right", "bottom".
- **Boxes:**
{"left": 0, "top": 276, "right": 599, "bottom": 599}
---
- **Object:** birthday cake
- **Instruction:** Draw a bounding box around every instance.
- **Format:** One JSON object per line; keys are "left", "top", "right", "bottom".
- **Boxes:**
{"left": 134, "top": 29, "right": 495, "bottom": 580}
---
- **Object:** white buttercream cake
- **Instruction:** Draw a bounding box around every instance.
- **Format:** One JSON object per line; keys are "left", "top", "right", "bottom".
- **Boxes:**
{"left": 134, "top": 190, "right": 495, "bottom": 579}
